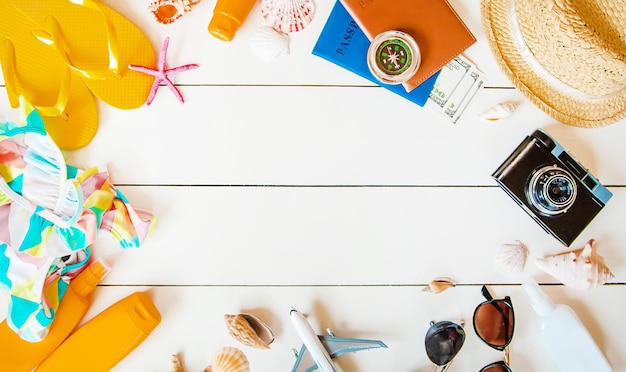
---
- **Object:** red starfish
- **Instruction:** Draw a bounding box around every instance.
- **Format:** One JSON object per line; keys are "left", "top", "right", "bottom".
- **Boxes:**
{"left": 129, "top": 37, "right": 199, "bottom": 105}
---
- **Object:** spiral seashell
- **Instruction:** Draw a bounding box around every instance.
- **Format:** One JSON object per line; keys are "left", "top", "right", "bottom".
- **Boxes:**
{"left": 250, "top": 26, "right": 290, "bottom": 62}
{"left": 149, "top": 0, "right": 201, "bottom": 25}
{"left": 478, "top": 101, "right": 520, "bottom": 122}
{"left": 204, "top": 347, "right": 250, "bottom": 372}
{"left": 536, "top": 239, "right": 614, "bottom": 291}
{"left": 422, "top": 277, "right": 455, "bottom": 294}
{"left": 224, "top": 313, "right": 275, "bottom": 349}
{"left": 494, "top": 240, "right": 529, "bottom": 275}
{"left": 260, "top": 0, "right": 316, "bottom": 33}
{"left": 171, "top": 354, "right": 185, "bottom": 372}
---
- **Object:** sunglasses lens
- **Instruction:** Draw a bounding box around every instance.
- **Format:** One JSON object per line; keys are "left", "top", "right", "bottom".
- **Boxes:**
{"left": 425, "top": 321, "right": 465, "bottom": 366}
{"left": 474, "top": 300, "right": 514, "bottom": 348}
{"left": 479, "top": 361, "right": 512, "bottom": 372}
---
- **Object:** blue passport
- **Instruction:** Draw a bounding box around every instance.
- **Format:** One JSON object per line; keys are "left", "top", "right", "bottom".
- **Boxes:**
{"left": 312, "top": 1, "right": 440, "bottom": 107}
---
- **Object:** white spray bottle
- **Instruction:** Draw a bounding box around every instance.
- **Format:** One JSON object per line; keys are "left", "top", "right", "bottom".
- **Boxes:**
{"left": 522, "top": 279, "right": 611, "bottom": 372}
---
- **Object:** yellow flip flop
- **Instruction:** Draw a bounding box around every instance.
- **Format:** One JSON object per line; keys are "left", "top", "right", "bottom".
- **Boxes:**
{"left": 0, "top": 2, "right": 98, "bottom": 150}
{"left": 10, "top": 0, "right": 156, "bottom": 110}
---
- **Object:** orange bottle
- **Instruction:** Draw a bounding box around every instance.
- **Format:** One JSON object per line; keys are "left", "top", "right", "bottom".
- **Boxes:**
{"left": 0, "top": 259, "right": 109, "bottom": 372}
{"left": 35, "top": 291, "right": 161, "bottom": 371}
{"left": 208, "top": 0, "right": 258, "bottom": 41}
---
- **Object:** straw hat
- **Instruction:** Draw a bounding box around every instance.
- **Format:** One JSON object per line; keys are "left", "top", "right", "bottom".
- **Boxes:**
{"left": 481, "top": 0, "right": 626, "bottom": 127}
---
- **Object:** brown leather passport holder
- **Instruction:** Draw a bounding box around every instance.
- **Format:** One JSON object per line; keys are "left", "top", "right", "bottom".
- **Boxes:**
{"left": 339, "top": 0, "right": 476, "bottom": 92}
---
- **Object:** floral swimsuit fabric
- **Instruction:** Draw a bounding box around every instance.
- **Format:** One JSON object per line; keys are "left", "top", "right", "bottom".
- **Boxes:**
{"left": 0, "top": 100, "right": 155, "bottom": 341}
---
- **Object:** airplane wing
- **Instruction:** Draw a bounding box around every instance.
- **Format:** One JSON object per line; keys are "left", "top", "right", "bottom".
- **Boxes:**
{"left": 292, "top": 336, "right": 387, "bottom": 372}
{"left": 292, "top": 343, "right": 318, "bottom": 372}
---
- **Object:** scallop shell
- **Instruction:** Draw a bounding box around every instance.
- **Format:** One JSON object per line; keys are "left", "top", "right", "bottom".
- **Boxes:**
{"left": 224, "top": 313, "right": 275, "bottom": 349}
{"left": 536, "top": 239, "right": 615, "bottom": 291}
{"left": 250, "top": 26, "right": 290, "bottom": 62}
{"left": 494, "top": 240, "right": 529, "bottom": 275}
{"left": 422, "top": 277, "right": 455, "bottom": 294}
{"left": 260, "top": 0, "right": 316, "bottom": 33}
{"left": 478, "top": 101, "right": 520, "bottom": 122}
{"left": 149, "top": 0, "right": 201, "bottom": 25}
{"left": 204, "top": 347, "right": 250, "bottom": 372}
{"left": 171, "top": 354, "right": 185, "bottom": 372}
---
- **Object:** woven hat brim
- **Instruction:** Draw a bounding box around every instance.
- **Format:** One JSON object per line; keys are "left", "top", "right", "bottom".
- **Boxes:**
{"left": 481, "top": 0, "right": 626, "bottom": 128}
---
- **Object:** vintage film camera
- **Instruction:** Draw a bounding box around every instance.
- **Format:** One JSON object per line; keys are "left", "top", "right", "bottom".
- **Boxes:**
{"left": 492, "top": 129, "right": 612, "bottom": 246}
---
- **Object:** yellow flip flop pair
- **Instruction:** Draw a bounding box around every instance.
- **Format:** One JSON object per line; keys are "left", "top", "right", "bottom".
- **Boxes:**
{"left": 1, "top": 0, "right": 156, "bottom": 150}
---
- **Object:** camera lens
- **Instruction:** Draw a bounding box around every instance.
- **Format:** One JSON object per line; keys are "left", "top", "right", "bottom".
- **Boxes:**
{"left": 526, "top": 166, "right": 577, "bottom": 216}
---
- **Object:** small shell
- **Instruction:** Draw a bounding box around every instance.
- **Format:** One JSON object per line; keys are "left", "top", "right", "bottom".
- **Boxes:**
{"left": 204, "top": 347, "right": 250, "bottom": 372}
{"left": 260, "top": 0, "right": 316, "bottom": 33}
{"left": 478, "top": 101, "right": 520, "bottom": 122}
{"left": 149, "top": 0, "right": 201, "bottom": 25}
{"left": 224, "top": 313, "right": 275, "bottom": 349}
{"left": 422, "top": 277, "right": 455, "bottom": 294}
{"left": 250, "top": 26, "right": 290, "bottom": 62}
{"left": 494, "top": 240, "right": 529, "bottom": 275}
{"left": 171, "top": 354, "right": 185, "bottom": 372}
{"left": 536, "top": 239, "right": 615, "bottom": 290}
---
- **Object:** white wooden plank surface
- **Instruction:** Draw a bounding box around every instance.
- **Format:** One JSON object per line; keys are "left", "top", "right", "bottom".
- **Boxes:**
{"left": 89, "top": 186, "right": 625, "bottom": 286}
{"left": 1, "top": 0, "right": 625, "bottom": 371}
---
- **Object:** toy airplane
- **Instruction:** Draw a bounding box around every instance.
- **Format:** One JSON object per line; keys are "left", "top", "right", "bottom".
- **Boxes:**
{"left": 289, "top": 308, "right": 387, "bottom": 372}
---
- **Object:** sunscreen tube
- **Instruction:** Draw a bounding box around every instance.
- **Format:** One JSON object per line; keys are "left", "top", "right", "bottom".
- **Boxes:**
{"left": 522, "top": 279, "right": 612, "bottom": 372}
{"left": 36, "top": 291, "right": 161, "bottom": 371}
{"left": 0, "top": 259, "right": 109, "bottom": 372}
{"left": 208, "top": 0, "right": 257, "bottom": 41}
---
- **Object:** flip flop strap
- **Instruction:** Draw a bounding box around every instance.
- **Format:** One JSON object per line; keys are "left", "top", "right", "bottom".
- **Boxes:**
{"left": 0, "top": 39, "right": 71, "bottom": 118}
{"left": 32, "top": 0, "right": 121, "bottom": 80}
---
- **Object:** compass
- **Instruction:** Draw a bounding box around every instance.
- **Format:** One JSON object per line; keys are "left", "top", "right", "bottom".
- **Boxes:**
{"left": 367, "top": 30, "right": 421, "bottom": 85}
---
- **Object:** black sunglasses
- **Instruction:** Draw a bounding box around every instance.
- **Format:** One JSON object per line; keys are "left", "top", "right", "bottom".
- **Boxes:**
{"left": 425, "top": 320, "right": 466, "bottom": 371}
{"left": 424, "top": 286, "right": 514, "bottom": 371}
{"left": 472, "top": 286, "right": 515, "bottom": 372}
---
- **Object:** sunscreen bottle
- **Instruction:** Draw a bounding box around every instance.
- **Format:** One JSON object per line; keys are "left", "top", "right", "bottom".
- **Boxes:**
{"left": 36, "top": 291, "right": 161, "bottom": 371}
{"left": 208, "top": 0, "right": 257, "bottom": 41}
{"left": 522, "top": 279, "right": 612, "bottom": 372}
{"left": 0, "top": 259, "right": 109, "bottom": 372}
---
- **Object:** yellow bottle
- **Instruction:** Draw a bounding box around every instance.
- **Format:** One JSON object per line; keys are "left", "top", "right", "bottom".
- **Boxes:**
{"left": 0, "top": 259, "right": 109, "bottom": 372}
{"left": 35, "top": 291, "right": 161, "bottom": 371}
{"left": 208, "top": 0, "right": 258, "bottom": 41}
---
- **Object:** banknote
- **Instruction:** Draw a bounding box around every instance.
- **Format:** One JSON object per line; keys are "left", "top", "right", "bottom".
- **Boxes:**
{"left": 426, "top": 55, "right": 486, "bottom": 124}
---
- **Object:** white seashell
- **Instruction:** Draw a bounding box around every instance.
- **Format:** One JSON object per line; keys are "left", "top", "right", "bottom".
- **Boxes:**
{"left": 260, "top": 0, "right": 316, "bottom": 33}
{"left": 494, "top": 240, "right": 529, "bottom": 275}
{"left": 204, "top": 347, "right": 250, "bottom": 372}
{"left": 422, "top": 277, "right": 455, "bottom": 294}
{"left": 250, "top": 26, "right": 290, "bottom": 62}
{"left": 535, "top": 239, "right": 615, "bottom": 291}
{"left": 224, "top": 313, "right": 275, "bottom": 349}
{"left": 478, "top": 101, "right": 520, "bottom": 122}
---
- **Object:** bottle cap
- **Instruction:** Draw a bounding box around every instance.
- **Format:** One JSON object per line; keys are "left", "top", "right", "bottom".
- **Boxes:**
{"left": 71, "top": 259, "right": 110, "bottom": 297}
{"left": 125, "top": 292, "right": 161, "bottom": 334}
{"left": 522, "top": 278, "right": 555, "bottom": 317}
{"left": 208, "top": 14, "right": 239, "bottom": 41}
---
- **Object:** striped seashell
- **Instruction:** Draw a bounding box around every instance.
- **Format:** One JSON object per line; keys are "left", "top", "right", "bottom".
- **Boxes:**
{"left": 250, "top": 26, "right": 290, "bottom": 62}
{"left": 260, "top": 0, "right": 316, "bottom": 33}
{"left": 224, "top": 313, "right": 274, "bottom": 349}
{"left": 494, "top": 240, "right": 529, "bottom": 275}
{"left": 204, "top": 347, "right": 250, "bottom": 372}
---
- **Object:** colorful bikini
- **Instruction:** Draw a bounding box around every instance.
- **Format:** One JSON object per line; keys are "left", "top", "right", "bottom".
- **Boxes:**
{"left": 0, "top": 99, "right": 155, "bottom": 341}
